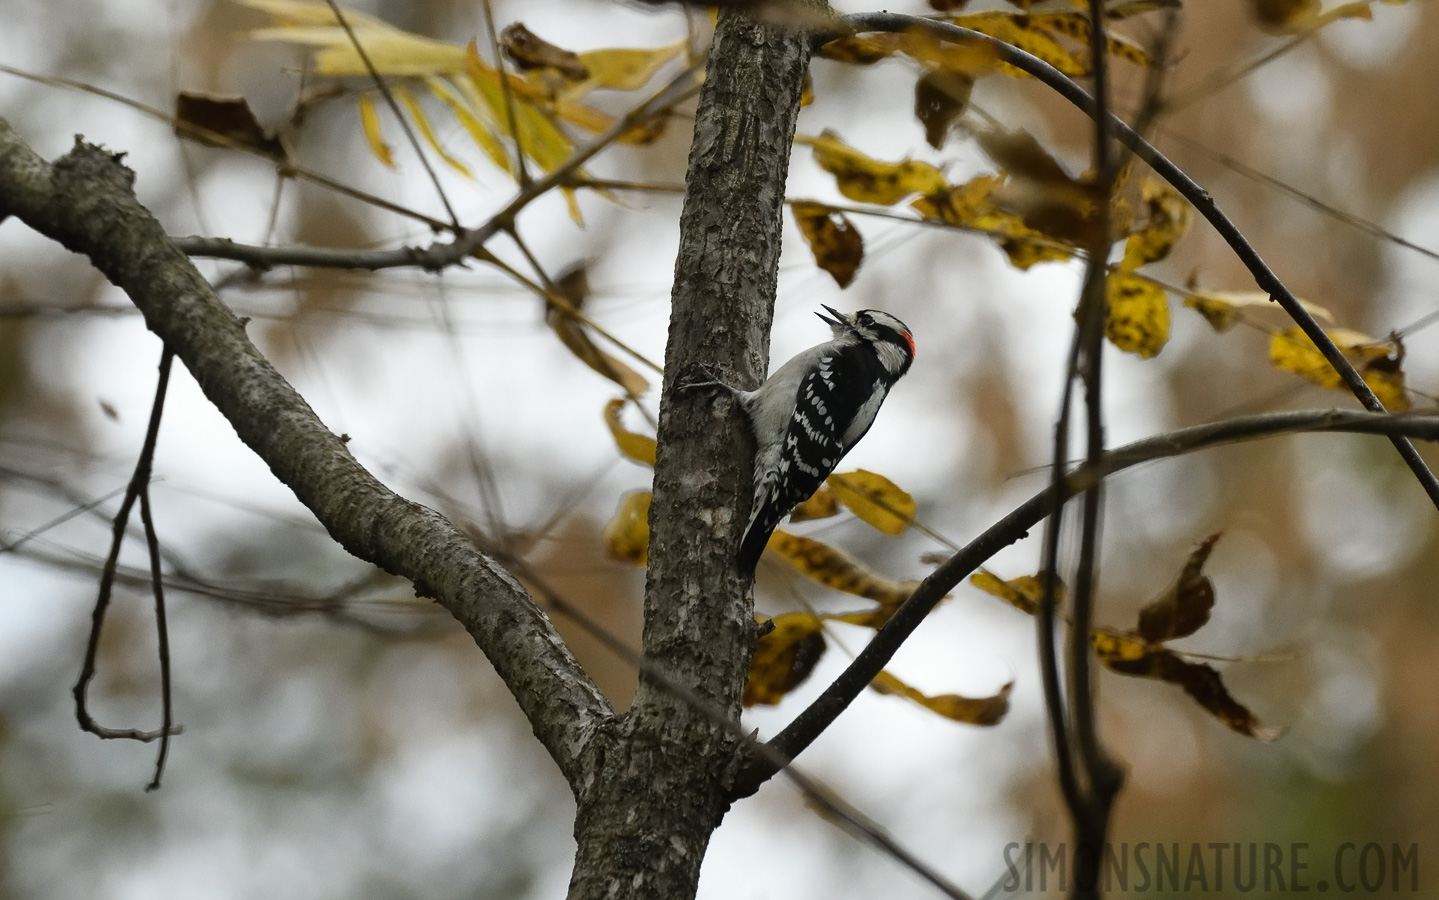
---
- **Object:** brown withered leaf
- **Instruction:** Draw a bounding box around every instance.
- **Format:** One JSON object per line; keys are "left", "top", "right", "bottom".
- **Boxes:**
{"left": 1137, "top": 533, "right": 1221, "bottom": 643}
{"left": 910, "top": 174, "right": 1074, "bottom": 269}
{"left": 806, "top": 130, "right": 948, "bottom": 206}
{"left": 970, "top": 569, "right": 1065, "bottom": 616}
{"left": 767, "top": 531, "right": 916, "bottom": 611}
{"left": 548, "top": 267, "right": 650, "bottom": 397}
{"left": 603, "top": 398, "right": 657, "bottom": 467}
{"left": 928, "top": 0, "right": 972, "bottom": 9}
{"left": 175, "top": 93, "right": 287, "bottom": 161}
{"left": 602, "top": 490, "right": 651, "bottom": 566}
{"left": 915, "top": 69, "right": 974, "bottom": 149}
{"left": 1099, "top": 645, "right": 1284, "bottom": 741}
{"left": 745, "top": 613, "right": 827, "bottom": 706}
{"left": 870, "top": 671, "right": 1012, "bottom": 726}
{"left": 501, "top": 23, "right": 588, "bottom": 79}
{"left": 791, "top": 201, "right": 864, "bottom": 288}
{"left": 973, "top": 123, "right": 1101, "bottom": 246}
{"left": 827, "top": 470, "right": 915, "bottom": 536}
{"left": 789, "top": 486, "right": 840, "bottom": 523}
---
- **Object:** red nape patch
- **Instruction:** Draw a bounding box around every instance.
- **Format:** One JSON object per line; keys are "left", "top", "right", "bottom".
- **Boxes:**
{"left": 902, "top": 331, "right": 915, "bottom": 358}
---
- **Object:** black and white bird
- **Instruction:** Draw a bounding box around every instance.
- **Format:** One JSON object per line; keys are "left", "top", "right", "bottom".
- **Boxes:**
{"left": 692, "top": 306, "right": 915, "bottom": 576}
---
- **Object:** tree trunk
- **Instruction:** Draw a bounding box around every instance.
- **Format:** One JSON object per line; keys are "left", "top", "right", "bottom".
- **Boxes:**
{"left": 565, "top": 9, "right": 812, "bottom": 900}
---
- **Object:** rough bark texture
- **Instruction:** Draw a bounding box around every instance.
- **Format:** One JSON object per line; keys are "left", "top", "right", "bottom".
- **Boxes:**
{"left": 564, "top": 11, "right": 812, "bottom": 900}
{"left": 0, "top": 121, "right": 611, "bottom": 787}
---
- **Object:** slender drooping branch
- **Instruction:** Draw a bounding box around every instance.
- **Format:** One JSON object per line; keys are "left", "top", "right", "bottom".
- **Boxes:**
{"left": 835, "top": 12, "right": 1439, "bottom": 510}
{"left": 734, "top": 409, "right": 1439, "bottom": 794}
{"left": 0, "top": 119, "right": 611, "bottom": 787}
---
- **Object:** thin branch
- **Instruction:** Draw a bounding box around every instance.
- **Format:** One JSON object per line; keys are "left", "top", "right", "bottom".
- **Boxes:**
{"left": 835, "top": 12, "right": 1439, "bottom": 511}
{"left": 72, "top": 347, "right": 181, "bottom": 755}
{"left": 137, "top": 483, "right": 174, "bottom": 792}
{"left": 324, "top": 0, "right": 462, "bottom": 230}
{"left": 481, "top": 0, "right": 530, "bottom": 187}
{"left": 0, "top": 121, "right": 612, "bottom": 788}
{"left": 0, "top": 64, "right": 452, "bottom": 233}
{"left": 734, "top": 408, "right": 1439, "bottom": 796}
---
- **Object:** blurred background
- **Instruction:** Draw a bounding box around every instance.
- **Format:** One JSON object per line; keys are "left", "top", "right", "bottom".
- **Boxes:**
{"left": 1, "top": 0, "right": 1436, "bottom": 897}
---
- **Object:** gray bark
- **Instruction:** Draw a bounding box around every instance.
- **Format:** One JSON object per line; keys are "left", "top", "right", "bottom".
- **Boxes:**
{"left": 0, "top": 122, "right": 612, "bottom": 787}
{"left": 564, "top": 10, "right": 813, "bottom": 900}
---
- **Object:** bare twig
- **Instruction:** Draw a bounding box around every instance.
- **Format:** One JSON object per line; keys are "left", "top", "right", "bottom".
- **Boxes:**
{"left": 735, "top": 408, "right": 1439, "bottom": 795}
{"left": 324, "top": 0, "right": 461, "bottom": 230}
{"left": 72, "top": 347, "right": 183, "bottom": 766}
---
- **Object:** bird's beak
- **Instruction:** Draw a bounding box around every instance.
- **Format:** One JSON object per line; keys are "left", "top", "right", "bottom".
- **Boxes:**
{"left": 815, "top": 304, "right": 846, "bottom": 327}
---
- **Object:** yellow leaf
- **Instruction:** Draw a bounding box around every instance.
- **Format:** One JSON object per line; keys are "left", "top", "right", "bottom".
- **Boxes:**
{"left": 869, "top": 671, "right": 1012, "bottom": 726}
{"left": 789, "top": 486, "right": 840, "bottom": 523}
{"left": 969, "top": 570, "right": 1064, "bottom": 615}
{"left": 1106, "top": 274, "right": 1170, "bottom": 358}
{"left": 745, "top": 613, "right": 827, "bottom": 706}
{"left": 949, "top": 10, "right": 1088, "bottom": 76}
{"left": 564, "top": 42, "right": 688, "bottom": 101}
{"left": 602, "top": 490, "right": 651, "bottom": 566}
{"left": 424, "top": 76, "right": 512, "bottom": 177}
{"left": 1183, "top": 290, "right": 1334, "bottom": 333}
{"left": 802, "top": 130, "right": 948, "bottom": 206}
{"left": 766, "top": 531, "right": 915, "bottom": 611}
{"left": 393, "top": 84, "right": 470, "bottom": 177}
{"left": 1090, "top": 627, "right": 1151, "bottom": 664}
{"left": 603, "top": 399, "right": 657, "bottom": 467}
{"left": 1269, "top": 327, "right": 1409, "bottom": 411}
{"left": 1119, "top": 177, "right": 1191, "bottom": 273}
{"left": 357, "top": 94, "right": 394, "bottom": 168}
{"left": 239, "top": 0, "right": 386, "bottom": 28}
{"left": 826, "top": 470, "right": 914, "bottom": 536}
{"left": 910, "top": 174, "right": 1074, "bottom": 269}
{"left": 791, "top": 201, "right": 864, "bottom": 289}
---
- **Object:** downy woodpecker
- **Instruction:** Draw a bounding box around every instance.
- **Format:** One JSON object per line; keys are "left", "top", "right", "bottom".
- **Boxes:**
{"left": 691, "top": 306, "right": 915, "bottom": 576}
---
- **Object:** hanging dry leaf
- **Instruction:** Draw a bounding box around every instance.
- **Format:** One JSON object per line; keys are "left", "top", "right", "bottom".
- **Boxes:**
{"left": 603, "top": 490, "right": 652, "bottom": 565}
{"left": 1106, "top": 274, "right": 1170, "bottom": 358}
{"left": 1137, "top": 533, "right": 1221, "bottom": 644}
{"left": 174, "top": 93, "right": 287, "bottom": 160}
{"left": 826, "top": 470, "right": 915, "bottom": 536}
{"left": 972, "top": 123, "right": 1102, "bottom": 246}
{"left": 870, "top": 671, "right": 1012, "bottom": 725}
{"left": 791, "top": 201, "right": 864, "bottom": 288}
{"left": 1269, "top": 327, "right": 1409, "bottom": 411}
{"left": 911, "top": 174, "right": 1075, "bottom": 269}
{"left": 548, "top": 267, "right": 650, "bottom": 397}
{"left": 914, "top": 69, "right": 974, "bottom": 149}
{"left": 501, "top": 22, "right": 588, "bottom": 80}
{"left": 745, "top": 613, "right": 827, "bottom": 706}
{"left": 604, "top": 398, "right": 657, "bottom": 467}
{"left": 970, "top": 569, "right": 1065, "bottom": 615}
{"left": 803, "top": 130, "right": 948, "bottom": 206}
{"left": 1099, "top": 644, "right": 1284, "bottom": 741}
{"left": 766, "top": 531, "right": 916, "bottom": 611}
{"left": 566, "top": 42, "right": 687, "bottom": 100}
{"left": 1183, "top": 290, "right": 1334, "bottom": 333}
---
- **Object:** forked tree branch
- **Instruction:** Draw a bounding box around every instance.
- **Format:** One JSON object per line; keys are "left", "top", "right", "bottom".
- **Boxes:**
{"left": 834, "top": 12, "right": 1439, "bottom": 510}
{"left": 0, "top": 119, "right": 612, "bottom": 788}
{"left": 734, "top": 408, "right": 1439, "bottom": 795}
